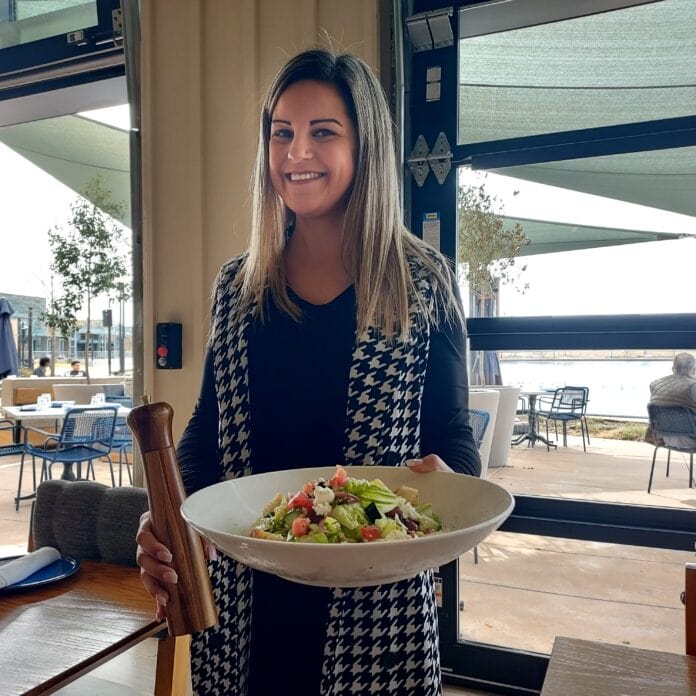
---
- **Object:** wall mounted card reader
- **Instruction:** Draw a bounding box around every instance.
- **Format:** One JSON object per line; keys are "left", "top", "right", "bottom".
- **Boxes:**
{"left": 156, "top": 322, "right": 182, "bottom": 369}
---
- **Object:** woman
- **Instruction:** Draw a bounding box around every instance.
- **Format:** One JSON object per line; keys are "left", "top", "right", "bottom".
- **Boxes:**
{"left": 137, "top": 48, "right": 480, "bottom": 695}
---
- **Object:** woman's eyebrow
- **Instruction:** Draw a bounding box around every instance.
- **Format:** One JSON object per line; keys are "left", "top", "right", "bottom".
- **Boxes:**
{"left": 270, "top": 117, "right": 343, "bottom": 127}
{"left": 309, "top": 118, "right": 342, "bottom": 127}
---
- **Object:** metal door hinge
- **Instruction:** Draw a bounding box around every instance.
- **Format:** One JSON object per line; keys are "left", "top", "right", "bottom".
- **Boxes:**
{"left": 405, "top": 8, "right": 454, "bottom": 53}
{"left": 406, "top": 132, "right": 453, "bottom": 187}
{"left": 112, "top": 8, "right": 123, "bottom": 36}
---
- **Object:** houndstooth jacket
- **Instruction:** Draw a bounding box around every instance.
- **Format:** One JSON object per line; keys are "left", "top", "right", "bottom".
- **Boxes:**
{"left": 189, "top": 253, "right": 444, "bottom": 695}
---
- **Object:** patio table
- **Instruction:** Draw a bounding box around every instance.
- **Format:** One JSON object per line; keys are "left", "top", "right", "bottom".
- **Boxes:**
{"left": 0, "top": 405, "right": 131, "bottom": 447}
{"left": 512, "top": 391, "right": 557, "bottom": 449}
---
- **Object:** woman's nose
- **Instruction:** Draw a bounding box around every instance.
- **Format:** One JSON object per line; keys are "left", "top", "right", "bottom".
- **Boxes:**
{"left": 287, "top": 134, "right": 313, "bottom": 161}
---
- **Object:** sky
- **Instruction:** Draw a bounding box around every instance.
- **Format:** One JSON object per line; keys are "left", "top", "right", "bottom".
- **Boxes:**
{"left": 457, "top": 169, "right": 696, "bottom": 316}
{"left": 0, "top": 105, "right": 131, "bottom": 321}
{"left": 0, "top": 105, "right": 694, "bottom": 321}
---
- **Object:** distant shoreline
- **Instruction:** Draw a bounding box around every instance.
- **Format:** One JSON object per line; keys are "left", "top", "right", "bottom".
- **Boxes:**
{"left": 498, "top": 350, "right": 681, "bottom": 361}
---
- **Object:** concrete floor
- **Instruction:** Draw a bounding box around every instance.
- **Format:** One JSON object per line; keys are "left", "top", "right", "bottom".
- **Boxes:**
{"left": 1, "top": 435, "right": 692, "bottom": 694}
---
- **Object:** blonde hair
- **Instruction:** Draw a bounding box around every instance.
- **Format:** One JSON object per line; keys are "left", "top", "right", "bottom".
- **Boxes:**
{"left": 242, "top": 48, "right": 460, "bottom": 339}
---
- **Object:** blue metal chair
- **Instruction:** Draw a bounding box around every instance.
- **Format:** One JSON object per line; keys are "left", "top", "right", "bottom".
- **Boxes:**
{"left": 646, "top": 403, "right": 696, "bottom": 493}
{"left": 3, "top": 418, "right": 30, "bottom": 509}
{"left": 467, "top": 408, "right": 491, "bottom": 564}
{"left": 468, "top": 408, "right": 490, "bottom": 449}
{"left": 537, "top": 386, "right": 590, "bottom": 451}
{"left": 108, "top": 417, "right": 133, "bottom": 487}
{"left": 17, "top": 406, "right": 118, "bottom": 509}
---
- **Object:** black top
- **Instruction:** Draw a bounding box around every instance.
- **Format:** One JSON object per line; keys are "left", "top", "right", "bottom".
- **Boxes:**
{"left": 177, "top": 285, "right": 480, "bottom": 695}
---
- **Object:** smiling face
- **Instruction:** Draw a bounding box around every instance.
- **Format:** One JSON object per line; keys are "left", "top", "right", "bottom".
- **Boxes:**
{"left": 268, "top": 80, "right": 358, "bottom": 228}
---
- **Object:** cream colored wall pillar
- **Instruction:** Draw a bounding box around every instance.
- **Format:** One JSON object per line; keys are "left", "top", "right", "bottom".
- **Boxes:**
{"left": 140, "top": 0, "right": 382, "bottom": 441}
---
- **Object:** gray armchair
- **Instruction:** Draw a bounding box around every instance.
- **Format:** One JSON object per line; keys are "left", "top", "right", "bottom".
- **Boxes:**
{"left": 31, "top": 479, "right": 148, "bottom": 564}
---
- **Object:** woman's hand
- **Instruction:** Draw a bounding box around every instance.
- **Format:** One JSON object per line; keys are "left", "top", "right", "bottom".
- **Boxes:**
{"left": 405, "top": 453, "right": 453, "bottom": 473}
{"left": 135, "top": 511, "right": 178, "bottom": 620}
{"left": 135, "top": 512, "right": 219, "bottom": 620}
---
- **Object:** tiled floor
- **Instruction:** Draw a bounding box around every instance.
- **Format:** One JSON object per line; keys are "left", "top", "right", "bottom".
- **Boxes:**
{"left": 1, "top": 435, "right": 692, "bottom": 694}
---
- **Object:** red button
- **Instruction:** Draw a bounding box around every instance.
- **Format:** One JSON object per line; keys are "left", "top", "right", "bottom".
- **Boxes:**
{"left": 157, "top": 346, "right": 168, "bottom": 357}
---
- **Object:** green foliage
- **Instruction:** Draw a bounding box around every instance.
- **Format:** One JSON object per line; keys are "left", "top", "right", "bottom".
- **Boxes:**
{"left": 457, "top": 180, "right": 528, "bottom": 299}
{"left": 47, "top": 175, "right": 129, "bottom": 378}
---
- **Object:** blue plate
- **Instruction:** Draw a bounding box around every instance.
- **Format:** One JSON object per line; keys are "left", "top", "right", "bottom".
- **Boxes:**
{"left": 0, "top": 554, "right": 80, "bottom": 592}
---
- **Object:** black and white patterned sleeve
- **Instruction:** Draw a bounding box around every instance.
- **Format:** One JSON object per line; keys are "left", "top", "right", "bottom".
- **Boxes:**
{"left": 419, "top": 302, "right": 482, "bottom": 477}
{"left": 176, "top": 348, "right": 222, "bottom": 494}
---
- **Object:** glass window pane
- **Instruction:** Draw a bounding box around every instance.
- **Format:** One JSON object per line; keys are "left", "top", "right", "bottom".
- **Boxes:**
{"left": 0, "top": 105, "right": 132, "bottom": 375}
{"left": 458, "top": 0, "right": 696, "bottom": 145}
{"left": 0, "top": 1, "right": 98, "bottom": 49}
{"left": 458, "top": 533, "right": 691, "bottom": 654}
{"left": 457, "top": 153, "right": 696, "bottom": 319}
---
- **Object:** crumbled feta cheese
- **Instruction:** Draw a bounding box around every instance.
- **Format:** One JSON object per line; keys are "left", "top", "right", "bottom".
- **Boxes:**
{"left": 312, "top": 485, "right": 335, "bottom": 516}
{"left": 399, "top": 500, "right": 421, "bottom": 521}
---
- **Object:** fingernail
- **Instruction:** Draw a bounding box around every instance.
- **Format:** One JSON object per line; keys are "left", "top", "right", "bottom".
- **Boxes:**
{"left": 405, "top": 459, "right": 418, "bottom": 467}
{"left": 163, "top": 570, "right": 178, "bottom": 584}
{"left": 157, "top": 550, "right": 173, "bottom": 563}
{"left": 208, "top": 546, "right": 218, "bottom": 561}
{"left": 155, "top": 593, "right": 168, "bottom": 606}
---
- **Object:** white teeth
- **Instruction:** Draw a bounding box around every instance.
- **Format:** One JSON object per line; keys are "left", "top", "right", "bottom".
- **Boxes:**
{"left": 288, "top": 172, "right": 322, "bottom": 181}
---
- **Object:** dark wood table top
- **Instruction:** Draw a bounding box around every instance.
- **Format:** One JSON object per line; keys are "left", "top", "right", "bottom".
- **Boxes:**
{"left": 0, "top": 560, "right": 163, "bottom": 695}
{"left": 541, "top": 636, "right": 696, "bottom": 696}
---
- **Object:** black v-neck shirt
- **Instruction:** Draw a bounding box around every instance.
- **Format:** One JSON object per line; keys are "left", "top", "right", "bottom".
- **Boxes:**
{"left": 247, "top": 286, "right": 356, "bottom": 474}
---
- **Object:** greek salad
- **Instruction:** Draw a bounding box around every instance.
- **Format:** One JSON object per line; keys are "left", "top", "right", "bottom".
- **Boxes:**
{"left": 250, "top": 465, "right": 442, "bottom": 543}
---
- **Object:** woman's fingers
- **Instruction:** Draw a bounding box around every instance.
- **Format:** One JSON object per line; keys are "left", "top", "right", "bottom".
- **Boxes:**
{"left": 205, "top": 543, "right": 218, "bottom": 561}
{"left": 405, "top": 453, "right": 453, "bottom": 473}
{"left": 135, "top": 511, "right": 177, "bottom": 618}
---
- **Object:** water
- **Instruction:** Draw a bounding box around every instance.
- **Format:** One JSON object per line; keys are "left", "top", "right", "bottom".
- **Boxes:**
{"left": 499, "top": 359, "right": 674, "bottom": 419}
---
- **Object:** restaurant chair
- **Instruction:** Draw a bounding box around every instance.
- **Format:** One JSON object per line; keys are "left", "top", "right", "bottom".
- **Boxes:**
{"left": 646, "top": 403, "right": 696, "bottom": 493}
{"left": 29, "top": 479, "right": 189, "bottom": 695}
{"left": 467, "top": 408, "right": 491, "bottom": 564}
{"left": 468, "top": 408, "right": 490, "bottom": 449}
{"left": 0, "top": 417, "right": 24, "bottom": 458}
{"left": 537, "top": 386, "right": 590, "bottom": 452}
{"left": 17, "top": 406, "right": 118, "bottom": 509}
{"left": 108, "top": 417, "right": 133, "bottom": 487}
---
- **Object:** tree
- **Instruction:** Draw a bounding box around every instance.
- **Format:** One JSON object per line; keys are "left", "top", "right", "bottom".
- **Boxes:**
{"left": 457, "top": 180, "right": 528, "bottom": 316}
{"left": 48, "top": 175, "right": 128, "bottom": 380}
{"left": 458, "top": 178, "right": 528, "bottom": 384}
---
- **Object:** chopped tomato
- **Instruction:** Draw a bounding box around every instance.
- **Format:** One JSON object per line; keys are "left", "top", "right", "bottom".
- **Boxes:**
{"left": 360, "top": 526, "right": 381, "bottom": 542}
{"left": 291, "top": 517, "right": 310, "bottom": 537}
{"left": 287, "top": 491, "right": 314, "bottom": 512}
{"left": 329, "top": 465, "right": 348, "bottom": 489}
{"left": 301, "top": 482, "right": 314, "bottom": 495}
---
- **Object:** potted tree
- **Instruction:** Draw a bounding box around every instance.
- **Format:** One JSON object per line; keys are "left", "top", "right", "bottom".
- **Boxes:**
{"left": 458, "top": 177, "right": 528, "bottom": 471}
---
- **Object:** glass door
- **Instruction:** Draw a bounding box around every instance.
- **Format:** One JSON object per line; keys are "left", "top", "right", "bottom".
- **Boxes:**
{"left": 406, "top": 0, "right": 696, "bottom": 692}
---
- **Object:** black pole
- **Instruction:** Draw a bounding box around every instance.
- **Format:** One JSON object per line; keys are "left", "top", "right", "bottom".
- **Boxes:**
{"left": 107, "top": 323, "right": 112, "bottom": 375}
{"left": 119, "top": 298, "right": 125, "bottom": 374}
{"left": 27, "top": 307, "right": 33, "bottom": 370}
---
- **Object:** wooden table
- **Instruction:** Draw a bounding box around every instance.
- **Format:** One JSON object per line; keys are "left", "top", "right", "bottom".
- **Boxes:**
{"left": 541, "top": 636, "right": 696, "bottom": 696}
{"left": 0, "top": 560, "right": 163, "bottom": 695}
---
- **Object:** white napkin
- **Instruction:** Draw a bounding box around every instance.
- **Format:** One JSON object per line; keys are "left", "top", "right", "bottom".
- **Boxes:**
{"left": 0, "top": 547, "right": 62, "bottom": 589}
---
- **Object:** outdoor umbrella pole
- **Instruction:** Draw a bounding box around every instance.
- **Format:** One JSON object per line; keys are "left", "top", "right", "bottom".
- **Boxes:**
{"left": 127, "top": 399, "right": 218, "bottom": 637}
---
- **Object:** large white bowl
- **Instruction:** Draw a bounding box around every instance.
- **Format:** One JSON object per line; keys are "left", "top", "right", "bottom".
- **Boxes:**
{"left": 180, "top": 466, "right": 514, "bottom": 587}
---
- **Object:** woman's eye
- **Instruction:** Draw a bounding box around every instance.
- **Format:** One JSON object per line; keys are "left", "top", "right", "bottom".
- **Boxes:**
{"left": 272, "top": 129, "right": 292, "bottom": 139}
{"left": 313, "top": 128, "right": 336, "bottom": 138}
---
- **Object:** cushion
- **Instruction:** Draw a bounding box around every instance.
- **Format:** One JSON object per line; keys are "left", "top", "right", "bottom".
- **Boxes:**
{"left": 32, "top": 480, "right": 149, "bottom": 566}
{"left": 14, "top": 387, "right": 53, "bottom": 406}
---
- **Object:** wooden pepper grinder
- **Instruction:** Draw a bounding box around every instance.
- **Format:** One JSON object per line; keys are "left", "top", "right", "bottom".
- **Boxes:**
{"left": 128, "top": 398, "right": 218, "bottom": 636}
